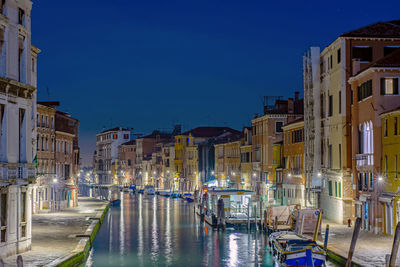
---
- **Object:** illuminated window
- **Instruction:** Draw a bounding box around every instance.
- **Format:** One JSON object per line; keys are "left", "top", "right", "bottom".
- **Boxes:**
{"left": 381, "top": 78, "right": 399, "bottom": 95}
{"left": 113, "top": 134, "right": 117, "bottom": 139}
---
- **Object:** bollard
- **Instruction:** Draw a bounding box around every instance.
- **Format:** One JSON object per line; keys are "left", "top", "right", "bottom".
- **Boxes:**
{"left": 345, "top": 217, "right": 361, "bottom": 267}
{"left": 17, "top": 255, "right": 23, "bottom": 267}
{"left": 0, "top": 258, "right": 4, "bottom": 267}
{"left": 389, "top": 221, "right": 400, "bottom": 267}
{"left": 254, "top": 204, "right": 258, "bottom": 232}
{"left": 324, "top": 224, "right": 330, "bottom": 251}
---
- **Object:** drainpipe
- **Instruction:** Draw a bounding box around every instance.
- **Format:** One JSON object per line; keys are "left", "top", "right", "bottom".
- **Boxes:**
{"left": 16, "top": 186, "right": 20, "bottom": 253}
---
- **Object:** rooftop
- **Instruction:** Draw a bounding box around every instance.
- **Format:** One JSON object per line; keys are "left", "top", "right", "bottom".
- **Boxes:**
{"left": 101, "top": 127, "right": 131, "bottom": 133}
{"left": 182, "top": 126, "right": 241, "bottom": 138}
{"left": 121, "top": 140, "right": 136, "bottom": 146}
{"left": 341, "top": 20, "right": 400, "bottom": 38}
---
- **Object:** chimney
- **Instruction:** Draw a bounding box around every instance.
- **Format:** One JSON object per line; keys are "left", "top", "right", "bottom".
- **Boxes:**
{"left": 288, "top": 98, "right": 294, "bottom": 114}
{"left": 254, "top": 113, "right": 258, "bottom": 119}
{"left": 352, "top": 58, "right": 361, "bottom": 76}
{"left": 295, "top": 91, "right": 299, "bottom": 101}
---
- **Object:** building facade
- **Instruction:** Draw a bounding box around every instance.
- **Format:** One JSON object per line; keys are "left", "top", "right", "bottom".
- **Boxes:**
{"left": 117, "top": 140, "right": 136, "bottom": 187}
{"left": 282, "top": 119, "right": 305, "bottom": 207}
{"left": 0, "top": 0, "right": 38, "bottom": 258}
{"left": 240, "top": 127, "right": 253, "bottom": 190}
{"left": 303, "top": 20, "right": 400, "bottom": 225}
{"left": 381, "top": 107, "right": 400, "bottom": 235}
{"left": 251, "top": 93, "right": 303, "bottom": 205}
{"left": 95, "top": 127, "right": 131, "bottom": 185}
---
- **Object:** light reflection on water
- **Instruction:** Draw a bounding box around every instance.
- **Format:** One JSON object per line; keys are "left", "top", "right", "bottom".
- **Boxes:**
{"left": 83, "top": 193, "right": 290, "bottom": 266}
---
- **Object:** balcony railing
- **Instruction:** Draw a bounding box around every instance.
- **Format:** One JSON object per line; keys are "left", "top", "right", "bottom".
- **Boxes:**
{"left": 0, "top": 163, "right": 36, "bottom": 181}
{"left": 355, "top": 153, "right": 373, "bottom": 170}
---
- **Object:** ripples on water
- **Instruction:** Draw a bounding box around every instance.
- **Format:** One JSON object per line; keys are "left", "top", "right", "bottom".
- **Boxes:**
{"left": 83, "top": 193, "right": 334, "bottom": 267}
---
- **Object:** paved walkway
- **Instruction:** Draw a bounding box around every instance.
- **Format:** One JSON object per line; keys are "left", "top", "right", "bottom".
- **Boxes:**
{"left": 319, "top": 220, "right": 397, "bottom": 267}
{"left": 3, "top": 197, "right": 108, "bottom": 267}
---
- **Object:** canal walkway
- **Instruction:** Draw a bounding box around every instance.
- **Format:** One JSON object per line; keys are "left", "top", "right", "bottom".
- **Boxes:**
{"left": 320, "top": 220, "right": 396, "bottom": 267}
{"left": 3, "top": 197, "right": 108, "bottom": 267}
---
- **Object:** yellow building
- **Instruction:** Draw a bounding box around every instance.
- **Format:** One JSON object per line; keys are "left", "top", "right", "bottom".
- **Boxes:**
{"left": 381, "top": 107, "right": 400, "bottom": 235}
{"left": 214, "top": 132, "right": 243, "bottom": 188}
{"left": 240, "top": 127, "right": 253, "bottom": 190}
{"left": 282, "top": 119, "right": 305, "bottom": 207}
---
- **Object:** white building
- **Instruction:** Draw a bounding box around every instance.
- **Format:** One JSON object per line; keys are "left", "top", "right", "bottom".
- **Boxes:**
{"left": 0, "top": 0, "right": 38, "bottom": 258}
{"left": 95, "top": 127, "right": 131, "bottom": 185}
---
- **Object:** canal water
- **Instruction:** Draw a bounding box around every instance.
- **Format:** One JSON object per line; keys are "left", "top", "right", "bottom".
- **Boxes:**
{"left": 82, "top": 193, "right": 335, "bottom": 267}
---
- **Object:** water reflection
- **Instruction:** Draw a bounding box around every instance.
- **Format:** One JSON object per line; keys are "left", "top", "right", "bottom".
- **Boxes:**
{"left": 84, "top": 194, "right": 277, "bottom": 267}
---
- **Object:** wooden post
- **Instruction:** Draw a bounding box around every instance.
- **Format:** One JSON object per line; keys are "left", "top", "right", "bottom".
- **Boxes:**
{"left": 345, "top": 217, "right": 362, "bottom": 267}
{"left": 17, "top": 255, "right": 23, "bottom": 267}
{"left": 260, "top": 199, "right": 263, "bottom": 231}
{"left": 324, "top": 224, "right": 330, "bottom": 251}
{"left": 313, "top": 210, "right": 322, "bottom": 242}
{"left": 299, "top": 213, "right": 305, "bottom": 236}
{"left": 389, "top": 222, "right": 400, "bottom": 267}
{"left": 274, "top": 216, "right": 278, "bottom": 232}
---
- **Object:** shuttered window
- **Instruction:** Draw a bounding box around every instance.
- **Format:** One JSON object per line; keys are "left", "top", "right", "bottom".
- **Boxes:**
{"left": 381, "top": 78, "right": 399, "bottom": 95}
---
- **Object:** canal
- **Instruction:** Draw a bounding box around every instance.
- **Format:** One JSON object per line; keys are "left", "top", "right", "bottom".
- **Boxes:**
{"left": 82, "top": 193, "right": 335, "bottom": 267}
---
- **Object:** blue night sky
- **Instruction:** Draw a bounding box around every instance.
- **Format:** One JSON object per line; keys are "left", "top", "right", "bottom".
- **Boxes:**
{"left": 32, "top": 0, "right": 400, "bottom": 166}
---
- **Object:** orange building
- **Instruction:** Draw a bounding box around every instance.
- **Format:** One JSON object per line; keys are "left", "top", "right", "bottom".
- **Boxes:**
{"left": 282, "top": 119, "right": 305, "bottom": 207}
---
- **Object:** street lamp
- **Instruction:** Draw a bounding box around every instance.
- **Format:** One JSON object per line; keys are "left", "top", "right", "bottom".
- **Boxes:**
{"left": 317, "top": 172, "right": 322, "bottom": 177}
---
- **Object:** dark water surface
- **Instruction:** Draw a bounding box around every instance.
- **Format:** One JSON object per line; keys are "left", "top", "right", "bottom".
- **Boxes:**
{"left": 83, "top": 193, "right": 278, "bottom": 267}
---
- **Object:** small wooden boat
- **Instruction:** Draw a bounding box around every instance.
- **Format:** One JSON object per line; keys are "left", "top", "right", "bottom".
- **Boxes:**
{"left": 145, "top": 185, "right": 155, "bottom": 195}
{"left": 185, "top": 197, "right": 194, "bottom": 203}
{"left": 110, "top": 199, "right": 121, "bottom": 206}
{"left": 269, "top": 231, "right": 326, "bottom": 266}
{"left": 138, "top": 189, "right": 144, "bottom": 194}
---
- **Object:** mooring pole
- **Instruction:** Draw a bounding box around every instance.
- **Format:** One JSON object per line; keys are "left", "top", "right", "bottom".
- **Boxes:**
{"left": 247, "top": 203, "right": 250, "bottom": 230}
{"left": 254, "top": 203, "right": 258, "bottom": 232}
{"left": 324, "top": 224, "right": 330, "bottom": 251}
{"left": 389, "top": 222, "right": 400, "bottom": 267}
{"left": 274, "top": 216, "right": 278, "bottom": 232}
{"left": 313, "top": 210, "right": 322, "bottom": 242}
{"left": 345, "top": 217, "right": 361, "bottom": 267}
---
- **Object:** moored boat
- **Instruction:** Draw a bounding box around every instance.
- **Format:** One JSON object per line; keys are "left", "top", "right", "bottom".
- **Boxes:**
{"left": 269, "top": 231, "right": 326, "bottom": 266}
{"left": 110, "top": 199, "right": 121, "bottom": 206}
{"left": 145, "top": 185, "right": 155, "bottom": 195}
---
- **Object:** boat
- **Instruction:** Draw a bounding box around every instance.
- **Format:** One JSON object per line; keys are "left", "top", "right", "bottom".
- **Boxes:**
{"left": 129, "top": 185, "right": 137, "bottom": 193}
{"left": 110, "top": 199, "right": 121, "bottom": 206}
{"left": 145, "top": 185, "right": 155, "bottom": 195}
{"left": 159, "top": 191, "right": 171, "bottom": 197}
{"left": 122, "top": 187, "right": 130, "bottom": 192}
{"left": 138, "top": 189, "right": 145, "bottom": 194}
{"left": 185, "top": 197, "right": 194, "bottom": 203}
{"left": 269, "top": 231, "right": 326, "bottom": 266}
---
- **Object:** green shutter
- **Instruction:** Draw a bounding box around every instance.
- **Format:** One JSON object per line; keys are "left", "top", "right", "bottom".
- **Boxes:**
{"left": 335, "top": 181, "right": 338, "bottom": 197}
{"left": 328, "top": 181, "right": 332, "bottom": 196}
{"left": 339, "top": 182, "right": 342, "bottom": 198}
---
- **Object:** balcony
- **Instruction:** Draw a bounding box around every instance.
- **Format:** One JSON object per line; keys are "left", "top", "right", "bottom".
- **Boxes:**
{"left": 0, "top": 163, "right": 36, "bottom": 183}
{"left": 355, "top": 153, "right": 373, "bottom": 171}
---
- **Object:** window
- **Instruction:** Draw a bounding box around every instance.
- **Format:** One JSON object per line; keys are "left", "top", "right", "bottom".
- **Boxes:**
{"left": 339, "top": 144, "right": 342, "bottom": 169}
{"left": 335, "top": 181, "right": 338, "bottom": 197}
{"left": 328, "top": 144, "right": 332, "bottom": 168}
{"left": 0, "top": 193, "right": 7, "bottom": 243}
{"left": 275, "top": 121, "right": 283, "bottom": 133}
{"left": 358, "top": 80, "right": 372, "bottom": 101}
{"left": 369, "top": 173, "right": 374, "bottom": 191}
{"left": 18, "top": 8, "right": 25, "bottom": 26}
{"left": 385, "top": 155, "right": 388, "bottom": 175}
{"left": 21, "top": 192, "right": 26, "bottom": 237}
{"left": 381, "top": 78, "right": 399, "bottom": 95}
{"left": 337, "top": 48, "right": 341, "bottom": 64}
{"left": 384, "top": 46, "right": 400, "bottom": 56}
{"left": 65, "top": 165, "right": 70, "bottom": 179}
{"left": 385, "top": 119, "right": 388, "bottom": 137}
{"left": 113, "top": 134, "right": 118, "bottom": 139}
{"left": 395, "top": 155, "right": 398, "bottom": 180}
{"left": 328, "top": 95, "right": 333, "bottom": 116}
{"left": 351, "top": 90, "right": 353, "bottom": 105}
{"left": 395, "top": 117, "right": 398, "bottom": 136}
{"left": 338, "top": 91, "right": 342, "bottom": 114}
{"left": 330, "top": 55, "right": 333, "bottom": 69}
{"left": 338, "top": 182, "right": 342, "bottom": 198}
{"left": 124, "top": 134, "right": 129, "bottom": 139}
{"left": 352, "top": 46, "right": 372, "bottom": 62}
{"left": 328, "top": 180, "right": 333, "bottom": 196}
{"left": 358, "top": 174, "right": 362, "bottom": 191}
